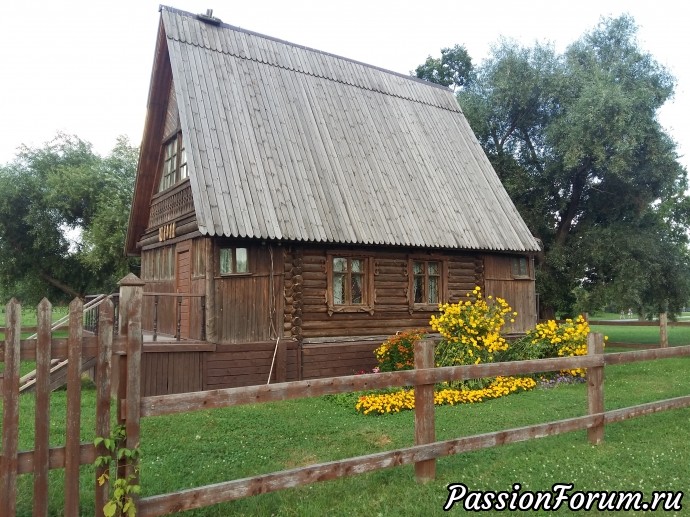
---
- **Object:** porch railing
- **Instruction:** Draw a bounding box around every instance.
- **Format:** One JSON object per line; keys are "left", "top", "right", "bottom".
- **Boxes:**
{"left": 143, "top": 292, "right": 205, "bottom": 341}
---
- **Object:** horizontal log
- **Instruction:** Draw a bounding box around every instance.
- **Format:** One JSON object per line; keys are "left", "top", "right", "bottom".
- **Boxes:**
{"left": 17, "top": 443, "right": 96, "bottom": 475}
{"left": 140, "top": 355, "right": 602, "bottom": 417}
{"left": 138, "top": 413, "right": 598, "bottom": 515}
{"left": 604, "top": 345, "right": 690, "bottom": 365}
{"left": 0, "top": 337, "right": 125, "bottom": 361}
{"left": 605, "top": 395, "right": 690, "bottom": 424}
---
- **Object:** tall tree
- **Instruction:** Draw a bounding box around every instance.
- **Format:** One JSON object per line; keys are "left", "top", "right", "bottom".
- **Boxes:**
{"left": 418, "top": 15, "right": 690, "bottom": 316}
{"left": 0, "top": 134, "right": 138, "bottom": 303}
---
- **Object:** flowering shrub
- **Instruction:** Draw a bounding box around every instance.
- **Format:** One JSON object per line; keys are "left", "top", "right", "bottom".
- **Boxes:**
{"left": 431, "top": 286, "right": 515, "bottom": 368}
{"left": 525, "top": 316, "right": 593, "bottom": 377}
{"left": 431, "top": 286, "right": 515, "bottom": 389}
{"left": 374, "top": 328, "right": 426, "bottom": 372}
{"left": 355, "top": 376, "right": 536, "bottom": 415}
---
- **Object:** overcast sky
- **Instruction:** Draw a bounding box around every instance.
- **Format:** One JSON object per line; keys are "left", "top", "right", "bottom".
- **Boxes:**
{"left": 1, "top": 0, "right": 687, "bottom": 171}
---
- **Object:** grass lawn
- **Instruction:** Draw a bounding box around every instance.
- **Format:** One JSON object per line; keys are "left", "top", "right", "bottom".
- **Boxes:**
{"left": 1, "top": 306, "right": 69, "bottom": 377}
{"left": 4, "top": 355, "right": 690, "bottom": 516}
{"left": 590, "top": 323, "right": 690, "bottom": 347}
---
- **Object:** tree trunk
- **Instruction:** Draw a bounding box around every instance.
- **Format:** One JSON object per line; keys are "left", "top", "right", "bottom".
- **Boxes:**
{"left": 39, "top": 271, "right": 82, "bottom": 299}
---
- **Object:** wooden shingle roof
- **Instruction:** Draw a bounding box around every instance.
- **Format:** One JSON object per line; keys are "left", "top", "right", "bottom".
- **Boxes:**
{"left": 138, "top": 6, "right": 540, "bottom": 252}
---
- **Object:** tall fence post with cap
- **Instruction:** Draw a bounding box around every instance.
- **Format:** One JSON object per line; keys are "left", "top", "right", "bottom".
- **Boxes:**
{"left": 587, "top": 332, "right": 605, "bottom": 445}
{"left": 414, "top": 338, "right": 436, "bottom": 482}
{"left": 117, "top": 273, "right": 144, "bottom": 510}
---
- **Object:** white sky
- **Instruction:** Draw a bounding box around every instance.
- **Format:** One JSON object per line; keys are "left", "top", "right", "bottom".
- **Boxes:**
{"left": 1, "top": 0, "right": 688, "bottom": 171}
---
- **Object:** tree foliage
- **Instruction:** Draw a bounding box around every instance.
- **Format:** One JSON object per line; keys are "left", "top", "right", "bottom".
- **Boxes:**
{"left": 413, "top": 44, "right": 473, "bottom": 91}
{"left": 0, "top": 134, "right": 138, "bottom": 303}
{"left": 418, "top": 15, "right": 690, "bottom": 316}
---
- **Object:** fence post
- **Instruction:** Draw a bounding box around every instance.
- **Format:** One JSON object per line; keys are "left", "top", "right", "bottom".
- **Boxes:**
{"left": 587, "top": 332, "right": 605, "bottom": 445}
{"left": 659, "top": 312, "right": 668, "bottom": 348}
{"left": 1, "top": 299, "right": 21, "bottom": 517}
{"left": 118, "top": 274, "right": 144, "bottom": 510}
{"left": 414, "top": 338, "right": 436, "bottom": 482}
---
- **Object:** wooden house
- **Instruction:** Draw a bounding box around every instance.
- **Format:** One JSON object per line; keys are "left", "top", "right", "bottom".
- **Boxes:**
{"left": 125, "top": 6, "right": 541, "bottom": 394}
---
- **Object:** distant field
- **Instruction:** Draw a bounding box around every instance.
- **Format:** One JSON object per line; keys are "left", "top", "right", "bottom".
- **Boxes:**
{"left": 590, "top": 323, "right": 690, "bottom": 347}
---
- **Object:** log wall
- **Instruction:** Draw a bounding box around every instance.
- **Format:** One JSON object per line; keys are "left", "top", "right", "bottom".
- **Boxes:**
{"left": 283, "top": 246, "right": 483, "bottom": 339}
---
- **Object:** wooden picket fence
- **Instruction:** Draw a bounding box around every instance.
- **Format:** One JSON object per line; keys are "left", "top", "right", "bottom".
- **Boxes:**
{"left": 2, "top": 273, "right": 690, "bottom": 515}
{"left": 0, "top": 274, "right": 143, "bottom": 517}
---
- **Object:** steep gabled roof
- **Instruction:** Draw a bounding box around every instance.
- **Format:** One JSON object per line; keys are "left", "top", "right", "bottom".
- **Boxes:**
{"left": 128, "top": 6, "right": 540, "bottom": 253}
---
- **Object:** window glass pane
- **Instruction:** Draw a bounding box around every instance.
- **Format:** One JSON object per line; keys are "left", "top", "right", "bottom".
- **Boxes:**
{"left": 351, "top": 259, "right": 362, "bottom": 273}
{"left": 179, "top": 146, "right": 188, "bottom": 179}
{"left": 512, "top": 257, "right": 528, "bottom": 277}
{"left": 333, "top": 273, "right": 346, "bottom": 304}
{"left": 351, "top": 273, "right": 363, "bottom": 304}
{"left": 333, "top": 257, "right": 347, "bottom": 272}
{"left": 428, "top": 262, "right": 439, "bottom": 275}
{"left": 235, "top": 248, "right": 248, "bottom": 273}
{"left": 428, "top": 276, "right": 439, "bottom": 304}
{"left": 413, "top": 261, "right": 423, "bottom": 275}
{"left": 414, "top": 275, "right": 424, "bottom": 303}
{"left": 220, "top": 248, "right": 232, "bottom": 274}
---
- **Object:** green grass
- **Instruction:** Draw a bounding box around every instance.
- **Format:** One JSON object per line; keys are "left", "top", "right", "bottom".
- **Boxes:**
{"left": 0, "top": 306, "right": 69, "bottom": 376}
{"left": 590, "top": 323, "right": 690, "bottom": 346}
{"left": 4, "top": 356, "right": 690, "bottom": 516}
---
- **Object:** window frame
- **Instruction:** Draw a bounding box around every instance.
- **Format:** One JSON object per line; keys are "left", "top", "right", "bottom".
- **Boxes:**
{"left": 326, "top": 253, "right": 374, "bottom": 315}
{"left": 511, "top": 256, "right": 532, "bottom": 280}
{"left": 158, "top": 132, "right": 188, "bottom": 192}
{"left": 219, "top": 247, "right": 250, "bottom": 276}
{"left": 408, "top": 256, "right": 447, "bottom": 312}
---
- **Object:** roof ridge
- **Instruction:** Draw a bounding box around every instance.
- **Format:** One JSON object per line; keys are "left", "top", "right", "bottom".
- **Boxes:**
{"left": 158, "top": 4, "right": 456, "bottom": 94}
{"left": 166, "top": 32, "right": 461, "bottom": 113}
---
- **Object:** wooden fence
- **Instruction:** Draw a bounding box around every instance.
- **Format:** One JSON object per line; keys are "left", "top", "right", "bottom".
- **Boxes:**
{"left": 2, "top": 274, "right": 690, "bottom": 515}
{"left": 0, "top": 274, "right": 142, "bottom": 517}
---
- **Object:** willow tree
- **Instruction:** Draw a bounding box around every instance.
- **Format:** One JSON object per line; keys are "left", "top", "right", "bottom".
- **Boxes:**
{"left": 0, "top": 134, "right": 138, "bottom": 303}
{"left": 420, "top": 15, "right": 690, "bottom": 316}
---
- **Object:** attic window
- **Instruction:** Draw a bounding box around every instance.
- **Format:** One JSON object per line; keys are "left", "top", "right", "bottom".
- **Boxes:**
{"left": 158, "top": 133, "right": 187, "bottom": 191}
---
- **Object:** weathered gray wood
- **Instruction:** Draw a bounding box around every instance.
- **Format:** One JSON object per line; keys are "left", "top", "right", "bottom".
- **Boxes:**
{"left": 414, "top": 339, "right": 435, "bottom": 482}
{"left": 65, "top": 298, "right": 84, "bottom": 516}
{"left": 147, "top": 8, "right": 540, "bottom": 253}
{"left": 587, "top": 333, "right": 605, "bottom": 444}
{"left": 1, "top": 299, "right": 20, "bottom": 517}
{"left": 33, "top": 298, "right": 52, "bottom": 517}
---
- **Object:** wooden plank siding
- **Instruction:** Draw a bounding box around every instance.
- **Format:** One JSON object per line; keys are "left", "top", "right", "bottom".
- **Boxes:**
{"left": 301, "top": 342, "right": 378, "bottom": 379}
{"left": 213, "top": 243, "right": 284, "bottom": 344}
{"left": 483, "top": 255, "right": 537, "bottom": 334}
{"left": 204, "top": 341, "right": 299, "bottom": 389}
